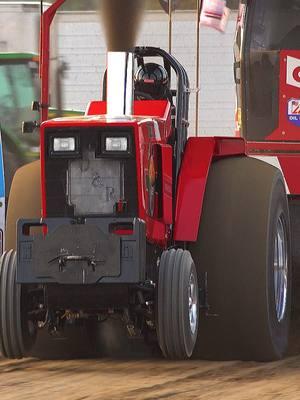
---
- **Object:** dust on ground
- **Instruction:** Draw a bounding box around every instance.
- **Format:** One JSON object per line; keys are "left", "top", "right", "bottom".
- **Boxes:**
{"left": 0, "top": 354, "right": 300, "bottom": 400}
{"left": 0, "top": 317, "right": 300, "bottom": 400}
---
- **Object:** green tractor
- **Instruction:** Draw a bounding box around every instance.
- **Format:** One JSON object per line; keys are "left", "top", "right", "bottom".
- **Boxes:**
{"left": 0, "top": 52, "right": 83, "bottom": 195}
{"left": 0, "top": 53, "right": 40, "bottom": 192}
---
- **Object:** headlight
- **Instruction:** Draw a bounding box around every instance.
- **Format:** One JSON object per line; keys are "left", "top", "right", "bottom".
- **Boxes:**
{"left": 53, "top": 137, "right": 76, "bottom": 152}
{"left": 99, "top": 130, "right": 133, "bottom": 158}
{"left": 105, "top": 137, "right": 128, "bottom": 152}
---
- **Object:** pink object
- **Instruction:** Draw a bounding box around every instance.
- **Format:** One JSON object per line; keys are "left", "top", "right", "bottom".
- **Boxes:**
{"left": 200, "top": 0, "right": 230, "bottom": 33}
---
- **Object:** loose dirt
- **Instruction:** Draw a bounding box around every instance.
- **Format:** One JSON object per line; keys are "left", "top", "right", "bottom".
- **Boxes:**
{"left": 0, "top": 354, "right": 300, "bottom": 400}
{"left": 0, "top": 318, "right": 300, "bottom": 400}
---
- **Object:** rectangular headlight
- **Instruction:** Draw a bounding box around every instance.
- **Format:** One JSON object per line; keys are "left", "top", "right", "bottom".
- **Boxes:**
{"left": 105, "top": 137, "right": 128, "bottom": 152}
{"left": 53, "top": 137, "right": 76, "bottom": 152}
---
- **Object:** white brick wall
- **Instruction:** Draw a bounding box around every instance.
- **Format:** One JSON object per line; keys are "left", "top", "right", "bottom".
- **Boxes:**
{"left": 0, "top": 4, "right": 40, "bottom": 52}
{"left": 57, "top": 10, "right": 237, "bottom": 137}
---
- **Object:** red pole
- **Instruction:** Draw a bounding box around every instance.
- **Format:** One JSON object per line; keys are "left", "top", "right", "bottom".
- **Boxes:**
{"left": 168, "top": 0, "right": 173, "bottom": 54}
{"left": 195, "top": 0, "right": 203, "bottom": 137}
{"left": 40, "top": 0, "right": 66, "bottom": 122}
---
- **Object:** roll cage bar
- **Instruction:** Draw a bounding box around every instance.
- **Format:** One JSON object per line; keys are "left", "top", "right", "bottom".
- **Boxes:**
{"left": 134, "top": 46, "right": 190, "bottom": 178}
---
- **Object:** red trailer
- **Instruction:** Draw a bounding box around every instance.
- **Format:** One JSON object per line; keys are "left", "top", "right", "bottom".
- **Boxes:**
{"left": 0, "top": 0, "right": 291, "bottom": 361}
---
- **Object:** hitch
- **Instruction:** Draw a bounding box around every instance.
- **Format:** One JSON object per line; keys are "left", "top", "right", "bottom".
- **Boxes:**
{"left": 48, "top": 254, "right": 104, "bottom": 272}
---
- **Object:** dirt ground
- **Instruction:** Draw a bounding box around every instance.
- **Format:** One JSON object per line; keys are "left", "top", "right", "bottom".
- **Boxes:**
{"left": 1, "top": 355, "right": 300, "bottom": 400}
{"left": 1, "top": 318, "right": 300, "bottom": 400}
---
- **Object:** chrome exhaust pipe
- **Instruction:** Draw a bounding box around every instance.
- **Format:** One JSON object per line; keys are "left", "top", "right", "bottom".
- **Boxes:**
{"left": 106, "top": 51, "right": 134, "bottom": 117}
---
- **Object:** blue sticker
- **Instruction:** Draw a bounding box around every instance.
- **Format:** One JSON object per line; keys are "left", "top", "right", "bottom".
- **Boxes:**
{"left": 288, "top": 99, "right": 300, "bottom": 127}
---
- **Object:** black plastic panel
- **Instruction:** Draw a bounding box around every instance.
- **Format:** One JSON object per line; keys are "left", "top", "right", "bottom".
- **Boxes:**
{"left": 17, "top": 218, "right": 146, "bottom": 285}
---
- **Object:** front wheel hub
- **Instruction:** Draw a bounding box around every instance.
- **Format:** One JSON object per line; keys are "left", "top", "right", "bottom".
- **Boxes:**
{"left": 188, "top": 272, "right": 198, "bottom": 335}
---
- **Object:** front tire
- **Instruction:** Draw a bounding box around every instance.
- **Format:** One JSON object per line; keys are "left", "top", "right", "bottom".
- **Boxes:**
{"left": 190, "top": 157, "right": 291, "bottom": 361}
{"left": 0, "top": 250, "right": 37, "bottom": 359}
{"left": 157, "top": 249, "right": 199, "bottom": 359}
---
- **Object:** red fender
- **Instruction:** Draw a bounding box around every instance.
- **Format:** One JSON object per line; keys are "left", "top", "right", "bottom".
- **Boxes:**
{"left": 174, "top": 137, "right": 245, "bottom": 242}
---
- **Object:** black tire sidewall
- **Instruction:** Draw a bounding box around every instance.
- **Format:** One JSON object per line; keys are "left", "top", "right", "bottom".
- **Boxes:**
{"left": 265, "top": 177, "right": 291, "bottom": 359}
{"left": 157, "top": 249, "right": 199, "bottom": 359}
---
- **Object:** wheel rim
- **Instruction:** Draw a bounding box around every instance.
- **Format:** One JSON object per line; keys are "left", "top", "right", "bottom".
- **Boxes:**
{"left": 188, "top": 272, "right": 198, "bottom": 335}
{"left": 274, "top": 214, "right": 288, "bottom": 323}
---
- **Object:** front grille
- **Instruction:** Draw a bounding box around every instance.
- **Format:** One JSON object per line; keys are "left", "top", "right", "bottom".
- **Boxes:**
{"left": 45, "top": 127, "right": 137, "bottom": 218}
{"left": 68, "top": 150, "right": 123, "bottom": 216}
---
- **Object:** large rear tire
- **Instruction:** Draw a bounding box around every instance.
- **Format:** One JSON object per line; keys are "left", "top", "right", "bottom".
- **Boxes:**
{"left": 5, "top": 160, "right": 41, "bottom": 250}
{"left": 157, "top": 249, "right": 199, "bottom": 359}
{"left": 190, "top": 157, "right": 291, "bottom": 361}
{"left": 2, "top": 137, "right": 23, "bottom": 200}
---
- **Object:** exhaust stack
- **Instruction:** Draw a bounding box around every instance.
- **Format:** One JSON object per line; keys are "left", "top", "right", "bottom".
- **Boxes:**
{"left": 106, "top": 52, "right": 134, "bottom": 117}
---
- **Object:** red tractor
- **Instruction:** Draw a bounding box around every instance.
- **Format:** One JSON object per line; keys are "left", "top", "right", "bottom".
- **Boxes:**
{"left": 0, "top": 0, "right": 292, "bottom": 361}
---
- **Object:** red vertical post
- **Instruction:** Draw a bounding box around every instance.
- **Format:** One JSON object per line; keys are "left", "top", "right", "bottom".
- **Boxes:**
{"left": 40, "top": 0, "right": 66, "bottom": 122}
